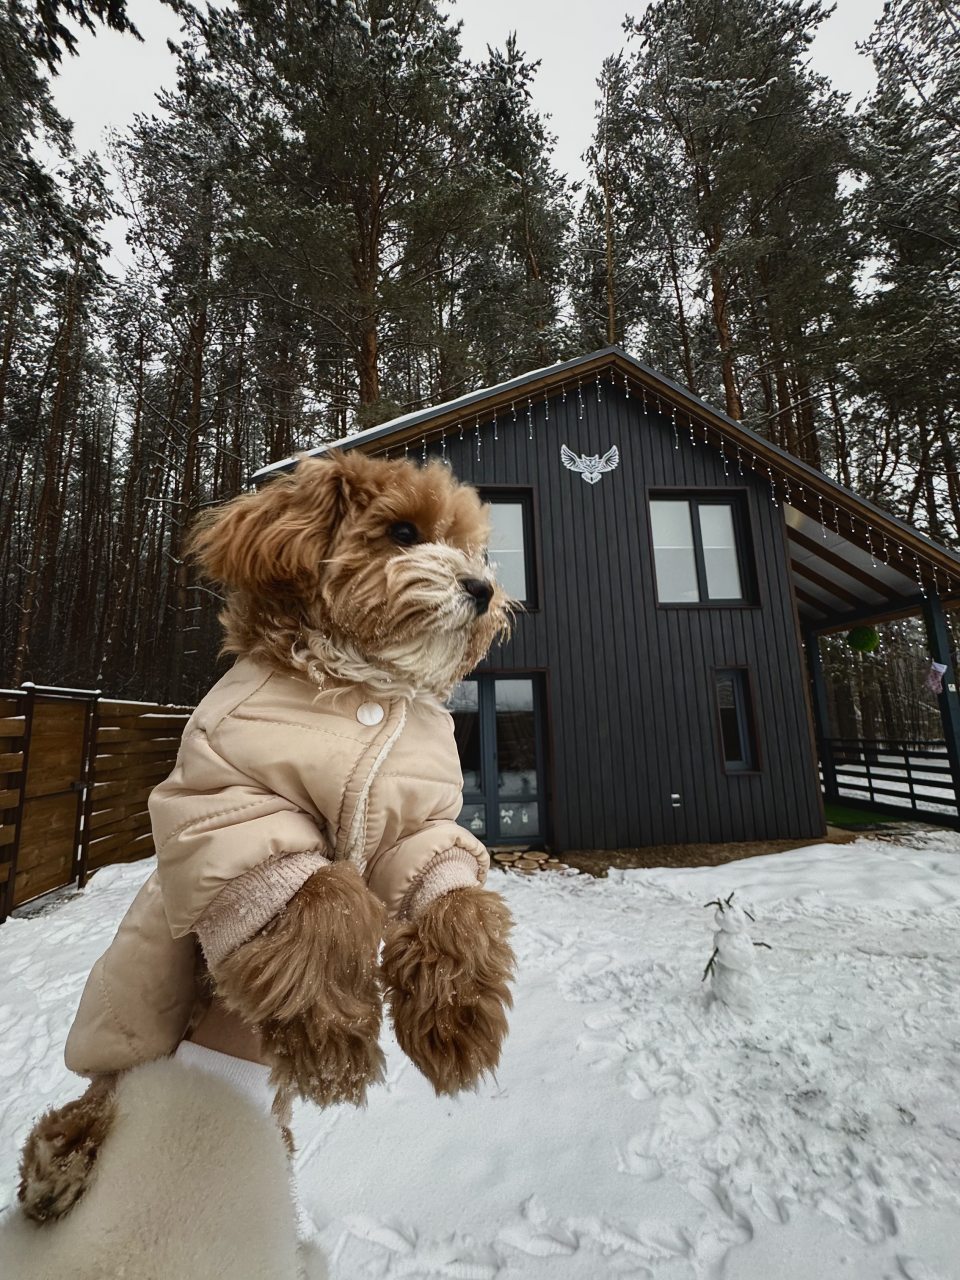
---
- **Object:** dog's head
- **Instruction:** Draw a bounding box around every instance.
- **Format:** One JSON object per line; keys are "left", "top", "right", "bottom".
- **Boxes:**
{"left": 189, "top": 451, "right": 510, "bottom": 695}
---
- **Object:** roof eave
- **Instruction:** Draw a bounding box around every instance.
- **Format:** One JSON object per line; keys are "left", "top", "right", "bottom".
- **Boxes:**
{"left": 250, "top": 349, "right": 627, "bottom": 483}
{"left": 250, "top": 346, "right": 960, "bottom": 584}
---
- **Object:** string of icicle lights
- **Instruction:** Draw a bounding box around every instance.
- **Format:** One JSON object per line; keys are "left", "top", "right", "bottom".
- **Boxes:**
{"left": 377, "top": 368, "right": 956, "bottom": 600}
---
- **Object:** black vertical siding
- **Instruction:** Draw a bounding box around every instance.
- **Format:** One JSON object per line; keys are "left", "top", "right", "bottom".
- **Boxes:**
{"left": 416, "top": 378, "right": 824, "bottom": 851}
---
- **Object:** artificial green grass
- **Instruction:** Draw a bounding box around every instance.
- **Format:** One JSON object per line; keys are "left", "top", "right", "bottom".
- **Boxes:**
{"left": 825, "top": 801, "right": 900, "bottom": 828}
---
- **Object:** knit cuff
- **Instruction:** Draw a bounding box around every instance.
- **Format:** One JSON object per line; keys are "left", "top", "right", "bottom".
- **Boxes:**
{"left": 399, "top": 848, "right": 483, "bottom": 921}
{"left": 196, "top": 849, "right": 331, "bottom": 970}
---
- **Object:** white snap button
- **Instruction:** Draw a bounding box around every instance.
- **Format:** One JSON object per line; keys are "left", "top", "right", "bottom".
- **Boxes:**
{"left": 357, "top": 702, "right": 385, "bottom": 726}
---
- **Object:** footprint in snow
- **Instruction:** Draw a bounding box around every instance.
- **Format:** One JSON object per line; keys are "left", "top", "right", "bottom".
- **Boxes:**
{"left": 342, "top": 1218, "right": 502, "bottom": 1279}
{"left": 497, "top": 1223, "right": 578, "bottom": 1258}
{"left": 497, "top": 1196, "right": 578, "bottom": 1258}
{"left": 751, "top": 1186, "right": 791, "bottom": 1225}
{"left": 4, "top": 954, "right": 32, "bottom": 979}
{"left": 616, "top": 1133, "right": 663, "bottom": 1181}
{"left": 687, "top": 1179, "right": 754, "bottom": 1250}
{"left": 342, "top": 1215, "right": 416, "bottom": 1254}
{"left": 391, "top": 1250, "right": 499, "bottom": 1279}
{"left": 573, "top": 1216, "right": 690, "bottom": 1266}
{"left": 0, "top": 1005, "right": 21, "bottom": 1036}
{"left": 654, "top": 1095, "right": 720, "bottom": 1141}
{"left": 582, "top": 1008, "right": 629, "bottom": 1031}
{"left": 578, "top": 951, "right": 614, "bottom": 976}
{"left": 897, "top": 1257, "right": 949, "bottom": 1280}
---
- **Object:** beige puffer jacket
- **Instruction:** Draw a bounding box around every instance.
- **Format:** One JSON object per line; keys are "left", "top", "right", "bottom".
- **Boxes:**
{"left": 64, "top": 656, "right": 488, "bottom": 1077}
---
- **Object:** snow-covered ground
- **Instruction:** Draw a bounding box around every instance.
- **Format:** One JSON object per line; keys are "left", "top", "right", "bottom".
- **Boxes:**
{"left": 3, "top": 831, "right": 960, "bottom": 1279}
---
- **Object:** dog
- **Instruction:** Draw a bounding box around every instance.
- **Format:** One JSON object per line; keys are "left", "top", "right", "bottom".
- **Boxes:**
{"left": 16, "top": 450, "right": 517, "bottom": 1241}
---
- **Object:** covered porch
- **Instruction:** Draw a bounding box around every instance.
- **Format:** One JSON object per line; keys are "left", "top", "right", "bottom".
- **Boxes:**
{"left": 786, "top": 505, "right": 960, "bottom": 828}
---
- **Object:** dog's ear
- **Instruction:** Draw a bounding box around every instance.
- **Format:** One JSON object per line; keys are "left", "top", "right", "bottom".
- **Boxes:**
{"left": 188, "top": 452, "right": 365, "bottom": 592}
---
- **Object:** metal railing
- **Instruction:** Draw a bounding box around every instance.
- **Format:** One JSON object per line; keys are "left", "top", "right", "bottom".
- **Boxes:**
{"left": 822, "top": 736, "right": 958, "bottom": 824}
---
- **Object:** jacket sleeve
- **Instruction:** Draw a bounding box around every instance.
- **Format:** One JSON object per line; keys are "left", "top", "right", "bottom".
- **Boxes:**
{"left": 150, "top": 724, "right": 330, "bottom": 967}
{"left": 363, "top": 820, "right": 489, "bottom": 920}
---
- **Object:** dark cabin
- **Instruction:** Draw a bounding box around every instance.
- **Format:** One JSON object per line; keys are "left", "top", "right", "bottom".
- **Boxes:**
{"left": 255, "top": 348, "right": 960, "bottom": 853}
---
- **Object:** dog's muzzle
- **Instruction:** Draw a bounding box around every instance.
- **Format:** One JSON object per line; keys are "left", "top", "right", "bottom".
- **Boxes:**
{"left": 460, "top": 578, "right": 493, "bottom": 616}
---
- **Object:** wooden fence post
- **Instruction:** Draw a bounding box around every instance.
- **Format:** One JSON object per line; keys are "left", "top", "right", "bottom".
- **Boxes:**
{"left": 74, "top": 690, "right": 101, "bottom": 890}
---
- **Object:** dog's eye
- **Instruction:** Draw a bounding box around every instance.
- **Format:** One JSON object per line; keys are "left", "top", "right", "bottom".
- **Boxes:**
{"left": 388, "top": 521, "right": 420, "bottom": 546}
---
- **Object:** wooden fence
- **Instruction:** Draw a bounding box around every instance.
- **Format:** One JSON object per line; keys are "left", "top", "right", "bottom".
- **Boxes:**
{"left": 0, "top": 684, "right": 192, "bottom": 920}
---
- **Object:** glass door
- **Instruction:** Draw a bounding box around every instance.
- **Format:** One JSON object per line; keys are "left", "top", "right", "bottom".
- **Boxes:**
{"left": 449, "top": 675, "right": 544, "bottom": 845}
{"left": 449, "top": 680, "right": 485, "bottom": 837}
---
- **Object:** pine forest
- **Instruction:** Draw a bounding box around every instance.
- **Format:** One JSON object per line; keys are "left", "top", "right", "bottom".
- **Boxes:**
{"left": 1, "top": 0, "right": 958, "bottom": 719}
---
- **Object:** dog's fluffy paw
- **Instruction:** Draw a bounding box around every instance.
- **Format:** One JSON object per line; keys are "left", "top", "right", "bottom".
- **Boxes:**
{"left": 18, "top": 1075, "right": 117, "bottom": 1223}
{"left": 381, "top": 886, "right": 515, "bottom": 1095}
{"left": 214, "top": 862, "right": 386, "bottom": 1107}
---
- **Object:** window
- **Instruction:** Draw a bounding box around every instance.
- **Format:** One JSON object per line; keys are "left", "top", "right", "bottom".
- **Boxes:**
{"left": 714, "top": 670, "right": 757, "bottom": 772}
{"left": 448, "top": 680, "right": 481, "bottom": 795}
{"left": 482, "top": 491, "right": 537, "bottom": 607}
{"left": 649, "top": 495, "right": 752, "bottom": 604}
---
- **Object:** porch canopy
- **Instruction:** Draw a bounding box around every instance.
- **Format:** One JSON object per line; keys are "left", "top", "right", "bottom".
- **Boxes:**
{"left": 254, "top": 346, "right": 960, "bottom": 821}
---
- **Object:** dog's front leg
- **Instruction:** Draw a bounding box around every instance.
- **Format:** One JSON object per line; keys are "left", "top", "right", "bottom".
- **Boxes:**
{"left": 381, "top": 882, "right": 515, "bottom": 1095}
{"left": 209, "top": 861, "right": 386, "bottom": 1107}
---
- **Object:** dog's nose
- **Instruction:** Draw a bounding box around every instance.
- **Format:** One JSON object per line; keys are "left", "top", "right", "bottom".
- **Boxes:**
{"left": 460, "top": 578, "right": 493, "bottom": 615}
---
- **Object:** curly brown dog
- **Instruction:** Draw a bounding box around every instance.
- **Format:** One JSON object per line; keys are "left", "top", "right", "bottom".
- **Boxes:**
{"left": 18, "top": 450, "right": 516, "bottom": 1225}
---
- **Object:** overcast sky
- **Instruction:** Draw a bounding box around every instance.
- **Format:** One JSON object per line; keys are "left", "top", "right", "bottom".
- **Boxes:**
{"left": 49, "top": 0, "right": 885, "bottom": 271}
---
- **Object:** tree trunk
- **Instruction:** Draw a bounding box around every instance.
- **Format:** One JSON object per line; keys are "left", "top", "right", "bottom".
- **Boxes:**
{"left": 601, "top": 128, "right": 617, "bottom": 346}
{"left": 664, "top": 221, "right": 696, "bottom": 392}
{"left": 354, "top": 177, "right": 382, "bottom": 409}
{"left": 11, "top": 256, "right": 80, "bottom": 682}
{"left": 0, "top": 273, "right": 19, "bottom": 428}
{"left": 709, "top": 256, "right": 742, "bottom": 420}
{"left": 168, "top": 175, "right": 212, "bottom": 702}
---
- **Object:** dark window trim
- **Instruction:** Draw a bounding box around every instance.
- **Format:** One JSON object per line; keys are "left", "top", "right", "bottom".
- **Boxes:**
{"left": 478, "top": 486, "right": 540, "bottom": 611}
{"left": 647, "top": 487, "right": 758, "bottom": 608}
{"left": 712, "top": 665, "right": 762, "bottom": 775}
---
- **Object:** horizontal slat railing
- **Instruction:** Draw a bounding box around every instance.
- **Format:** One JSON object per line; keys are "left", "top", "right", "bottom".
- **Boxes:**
{"left": 823, "top": 736, "right": 959, "bottom": 823}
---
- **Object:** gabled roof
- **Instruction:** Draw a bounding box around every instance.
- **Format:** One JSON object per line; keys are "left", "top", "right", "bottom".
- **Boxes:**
{"left": 252, "top": 346, "right": 960, "bottom": 630}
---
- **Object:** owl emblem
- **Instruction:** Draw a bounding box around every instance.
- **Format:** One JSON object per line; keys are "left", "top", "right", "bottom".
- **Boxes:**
{"left": 560, "top": 444, "right": 620, "bottom": 485}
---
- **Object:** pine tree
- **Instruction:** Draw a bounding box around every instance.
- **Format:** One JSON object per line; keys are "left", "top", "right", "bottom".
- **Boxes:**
{"left": 173, "top": 0, "right": 483, "bottom": 421}
{"left": 573, "top": 51, "right": 703, "bottom": 386}
{"left": 577, "top": 0, "right": 859, "bottom": 469}
{"left": 850, "top": 0, "right": 960, "bottom": 543}
{"left": 0, "top": 0, "right": 78, "bottom": 246}
{"left": 449, "top": 34, "right": 573, "bottom": 386}
{"left": 3, "top": 154, "right": 112, "bottom": 682}
{"left": 22, "top": 0, "right": 145, "bottom": 70}
{"left": 573, "top": 54, "right": 645, "bottom": 352}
